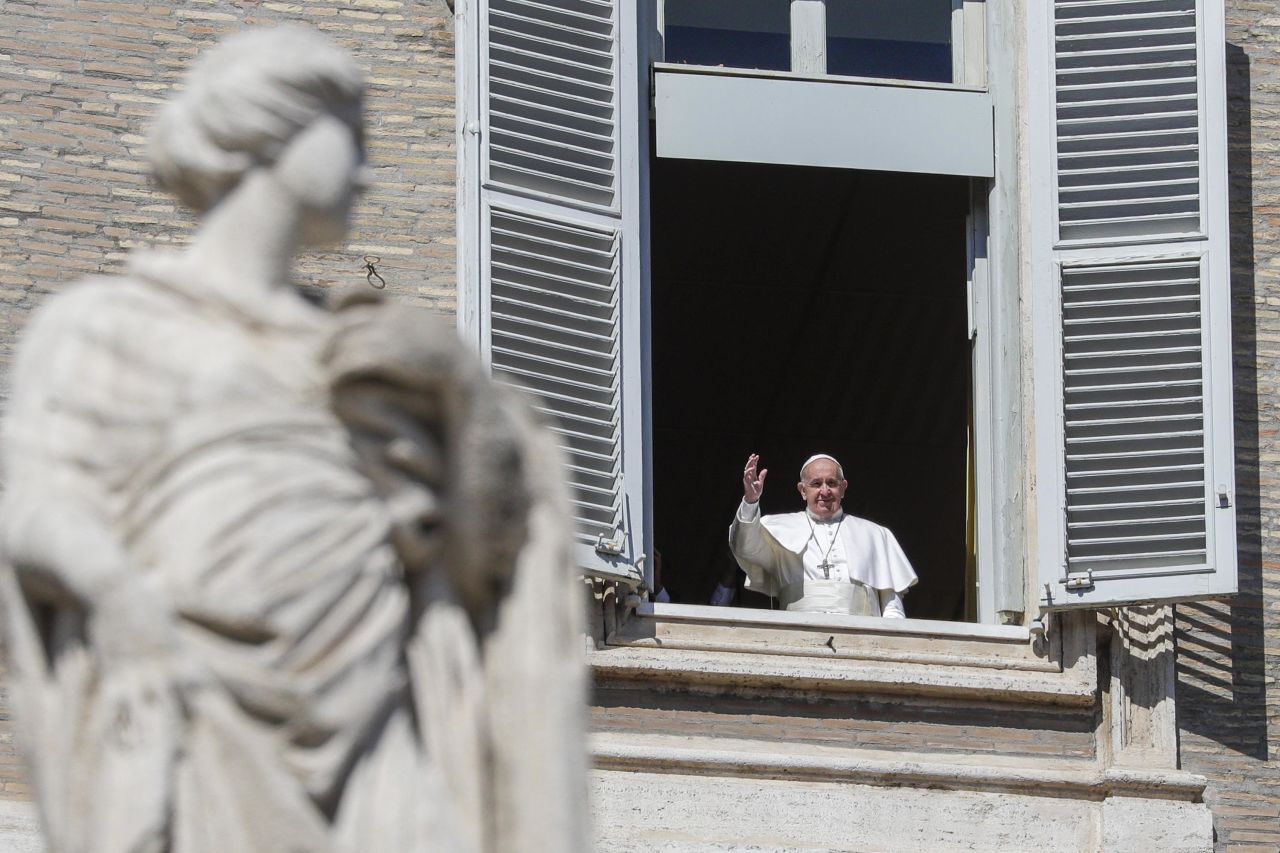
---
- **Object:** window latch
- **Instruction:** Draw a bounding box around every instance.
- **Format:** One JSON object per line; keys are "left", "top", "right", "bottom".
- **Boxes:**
{"left": 1064, "top": 570, "right": 1094, "bottom": 592}
{"left": 595, "top": 530, "right": 625, "bottom": 556}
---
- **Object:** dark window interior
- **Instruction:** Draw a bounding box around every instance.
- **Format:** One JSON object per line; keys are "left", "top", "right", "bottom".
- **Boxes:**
{"left": 662, "top": 0, "right": 953, "bottom": 83}
{"left": 650, "top": 158, "right": 972, "bottom": 621}
{"left": 664, "top": 0, "right": 790, "bottom": 72}
{"left": 826, "top": 0, "right": 953, "bottom": 83}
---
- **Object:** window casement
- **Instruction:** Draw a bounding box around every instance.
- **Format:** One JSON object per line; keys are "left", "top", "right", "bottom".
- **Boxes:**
{"left": 658, "top": 0, "right": 985, "bottom": 87}
{"left": 455, "top": 0, "right": 1237, "bottom": 621}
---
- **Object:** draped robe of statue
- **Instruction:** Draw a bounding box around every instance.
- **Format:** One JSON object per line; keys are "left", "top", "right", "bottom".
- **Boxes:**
{"left": 0, "top": 248, "right": 586, "bottom": 853}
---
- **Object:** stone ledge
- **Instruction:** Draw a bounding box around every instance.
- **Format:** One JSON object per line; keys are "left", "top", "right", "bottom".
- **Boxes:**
{"left": 611, "top": 603, "right": 1061, "bottom": 674}
{"left": 591, "top": 736, "right": 1208, "bottom": 802}
{"left": 589, "top": 644, "right": 1095, "bottom": 706}
{"left": 641, "top": 603, "right": 1032, "bottom": 640}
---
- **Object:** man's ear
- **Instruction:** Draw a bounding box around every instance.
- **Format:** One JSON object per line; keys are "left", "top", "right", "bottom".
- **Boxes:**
{"left": 797, "top": 481, "right": 806, "bottom": 498}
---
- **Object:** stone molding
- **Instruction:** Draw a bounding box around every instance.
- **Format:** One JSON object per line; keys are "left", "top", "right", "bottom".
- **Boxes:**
{"left": 591, "top": 736, "right": 1209, "bottom": 802}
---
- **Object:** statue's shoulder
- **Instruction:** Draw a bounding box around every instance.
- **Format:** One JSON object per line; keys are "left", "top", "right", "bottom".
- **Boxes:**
{"left": 21, "top": 275, "right": 137, "bottom": 343}
{"left": 28, "top": 273, "right": 164, "bottom": 328}
{"left": 14, "top": 274, "right": 175, "bottom": 394}
{"left": 325, "top": 289, "right": 473, "bottom": 386}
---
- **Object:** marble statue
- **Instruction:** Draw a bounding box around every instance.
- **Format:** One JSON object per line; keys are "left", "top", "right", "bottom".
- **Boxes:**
{"left": 0, "top": 25, "right": 587, "bottom": 853}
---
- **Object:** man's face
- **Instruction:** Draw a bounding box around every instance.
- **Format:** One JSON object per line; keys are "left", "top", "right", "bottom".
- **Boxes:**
{"left": 797, "top": 459, "right": 847, "bottom": 520}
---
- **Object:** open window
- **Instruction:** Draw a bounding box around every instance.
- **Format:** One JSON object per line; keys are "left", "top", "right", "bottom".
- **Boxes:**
{"left": 649, "top": 160, "right": 973, "bottom": 621}
{"left": 455, "top": 0, "right": 1238, "bottom": 626}
{"left": 647, "top": 0, "right": 996, "bottom": 620}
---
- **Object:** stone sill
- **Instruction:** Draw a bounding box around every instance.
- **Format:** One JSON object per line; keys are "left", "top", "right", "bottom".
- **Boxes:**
{"left": 642, "top": 602, "right": 1031, "bottom": 641}
{"left": 595, "top": 603, "right": 1094, "bottom": 706}
{"left": 591, "top": 734, "right": 1207, "bottom": 802}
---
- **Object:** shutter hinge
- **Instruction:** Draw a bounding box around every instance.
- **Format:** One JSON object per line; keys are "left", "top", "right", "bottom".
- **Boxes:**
{"left": 1064, "top": 569, "right": 1094, "bottom": 592}
{"left": 595, "top": 530, "right": 625, "bottom": 556}
{"left": 464, "top": 120, "right": 479, "bottom": 137}
{"left": 1217, "top": 488, "right": 1231, "bottom": 509}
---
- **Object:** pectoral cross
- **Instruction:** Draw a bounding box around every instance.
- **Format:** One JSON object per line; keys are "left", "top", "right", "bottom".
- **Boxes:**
{"left": 818, "top": 559, "right": 833, "bottom": 579}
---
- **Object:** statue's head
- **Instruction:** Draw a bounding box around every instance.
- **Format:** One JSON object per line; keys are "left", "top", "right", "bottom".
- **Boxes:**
{"left": 150, "top": 25, "right": 365, "bottom": 237}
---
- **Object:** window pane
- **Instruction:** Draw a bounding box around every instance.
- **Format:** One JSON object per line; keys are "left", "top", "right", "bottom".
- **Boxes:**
{"left": 826, "top": 0, "right": 953, "bottom": 83}
{"left": 664, "top": 0, "right": 791, "bottom": 72}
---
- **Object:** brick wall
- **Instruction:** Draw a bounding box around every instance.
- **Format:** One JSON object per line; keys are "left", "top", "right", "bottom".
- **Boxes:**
{"left": 0, "top": 0, "right": 459, "bottom": 402}
{"left": 0, "top": 0, "right": 458, "bottom": 805}
{"left": 1173, "top": 1, "right": 1280, "bottom": 850}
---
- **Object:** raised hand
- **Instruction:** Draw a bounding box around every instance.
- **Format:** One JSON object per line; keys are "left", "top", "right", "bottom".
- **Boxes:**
{"left": 743, "top": 453, "right": 768, "bottom": 504}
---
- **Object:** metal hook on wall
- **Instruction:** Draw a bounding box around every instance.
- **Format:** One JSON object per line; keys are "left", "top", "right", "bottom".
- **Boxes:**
{"left": 363, "top": 255, "right": 386, "bottom": 289}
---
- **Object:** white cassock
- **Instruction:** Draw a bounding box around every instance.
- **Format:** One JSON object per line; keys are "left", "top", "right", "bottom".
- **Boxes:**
{"left": 729, "top": 500, "right": 918, "bottom": 617}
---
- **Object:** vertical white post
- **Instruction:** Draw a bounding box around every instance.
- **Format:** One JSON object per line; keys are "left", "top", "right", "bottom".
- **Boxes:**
{"left": 963, "top": 0, "right": 987, "bottom": 88}
{"left": 652, "top": 0, "right": 664, "bottom": 63}
{"left": 951, "top": 0, "right": 965, "bottom": 84}
{"left": 953, "top": 0, "right": 987, "bottom": 88}
{"left": 454, "top": 0, "right": 482, "bottom": 349}
{"left": 790, "top": 0, "right": 826, "bottom": 75}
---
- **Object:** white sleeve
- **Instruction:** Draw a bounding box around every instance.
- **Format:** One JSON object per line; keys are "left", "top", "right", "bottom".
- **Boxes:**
{"left": 728, "top": 500, "right": 786, "bottom": 597}
{"left": 879, "top": 589, "right": 906, "bottom": 619}
{"left": 730, "top": 500, "right": 772, "bottom": 564}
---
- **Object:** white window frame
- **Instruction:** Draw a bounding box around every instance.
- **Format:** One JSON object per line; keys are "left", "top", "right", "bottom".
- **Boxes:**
{"left": 645, "top": 0, "right": 1023, "bottom": 625}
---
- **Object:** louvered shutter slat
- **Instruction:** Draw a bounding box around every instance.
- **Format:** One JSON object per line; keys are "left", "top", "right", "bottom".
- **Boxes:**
{"left": 1057, "top": 60, "right": 1197, "bottom": 80}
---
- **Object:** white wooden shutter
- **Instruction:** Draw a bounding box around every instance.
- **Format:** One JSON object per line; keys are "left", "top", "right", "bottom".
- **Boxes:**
{"left": 1030, "top": 0, "right": 1236, "bottom": 608}
{"left": 458, "top": 0, "right": 646, "bottom": 584}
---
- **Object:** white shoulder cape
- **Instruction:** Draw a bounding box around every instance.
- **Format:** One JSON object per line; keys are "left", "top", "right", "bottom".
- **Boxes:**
{"left": 759, "top": 511, "right": 919, "bottom": 594}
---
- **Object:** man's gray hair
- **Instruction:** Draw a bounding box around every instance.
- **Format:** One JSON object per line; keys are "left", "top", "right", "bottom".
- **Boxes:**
{"left": 800, "top": 453, "right": 844, "bottom": 481}
{"left": 150, "top": 25, "right": 363, "bottom": 211}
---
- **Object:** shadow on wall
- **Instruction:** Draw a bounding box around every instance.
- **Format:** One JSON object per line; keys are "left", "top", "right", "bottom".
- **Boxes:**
{"left": 1174, "top": 42, "right": 1269, "bottom": 763}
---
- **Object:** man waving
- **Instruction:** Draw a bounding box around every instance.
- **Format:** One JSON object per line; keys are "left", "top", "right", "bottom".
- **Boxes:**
{"left": 729, "top": 453, "right": 917, "bottom": 617}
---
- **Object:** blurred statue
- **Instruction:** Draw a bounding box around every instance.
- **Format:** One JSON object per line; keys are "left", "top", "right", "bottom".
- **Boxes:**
{"left": 0, "top": 26, "right": 587, "bottom": 853}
